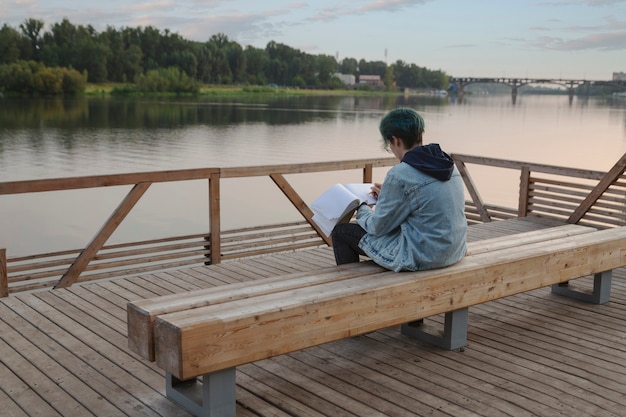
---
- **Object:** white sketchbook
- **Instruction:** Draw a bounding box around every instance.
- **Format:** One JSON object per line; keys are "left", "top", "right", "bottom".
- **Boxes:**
{"left": 310, "top": 183, "right": 377, "bottom": 237}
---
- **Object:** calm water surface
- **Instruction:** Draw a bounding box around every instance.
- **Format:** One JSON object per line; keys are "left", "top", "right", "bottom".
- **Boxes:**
{"left": 1, "top": 94, "right": 625, "bottom": 255}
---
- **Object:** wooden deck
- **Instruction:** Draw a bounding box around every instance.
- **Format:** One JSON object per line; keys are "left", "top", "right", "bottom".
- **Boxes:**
{"left": 1, "top": 218, "right": 625, "bottom": 417}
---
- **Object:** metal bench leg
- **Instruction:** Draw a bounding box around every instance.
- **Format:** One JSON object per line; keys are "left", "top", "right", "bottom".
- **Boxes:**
{"left": 401, "top": 308, "right": 468, "bottom": 350}
{"left": 166, "top": 368, "right": 236, "bottom": 417}
{"left": 551, "top": 270, "right": 612, "bottom": 304}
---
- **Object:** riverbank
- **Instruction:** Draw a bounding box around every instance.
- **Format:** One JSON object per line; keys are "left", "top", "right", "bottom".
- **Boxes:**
{"left": 84, "top": 82, "right": 410, "bottom": 97}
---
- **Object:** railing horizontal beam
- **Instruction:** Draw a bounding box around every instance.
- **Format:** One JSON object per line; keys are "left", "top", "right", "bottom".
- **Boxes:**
{"left": 0, "top": 168, "right": 221, "bottom": 195}
{"left": 452, "top": 154, "right": 607, "bottom": 179}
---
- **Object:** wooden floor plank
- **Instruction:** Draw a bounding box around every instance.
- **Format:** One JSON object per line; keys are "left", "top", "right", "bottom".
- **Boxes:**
{"left": 0, "top": 330, "right": 68, "bottom": 417}
{"left": 0, "top": 380, "right": 31, "bottom": 417}
{"left": 170, "top": 266, "right": 230, "bottom": 287}
{"left": 162, "top": 269, "right": 218, "bottom": 289}
{"left": 370, "top": 328, "right": 585, "bottom": 417}
{"left": 14, "top": 293, "right": 186, "bottom": 417}
{"left": 133, "top": 273, "right": 199, "bottom": 294}
{"left": 462, "top": 336, "right": 623, "bottom": 417}
{"left": 186, "top": 263, "right": 251, "bottom": 284}
{"left": 470, "top": 303, "right": 626, "bottom": 402}
{"left": 484, "top": 293, "right": 626, "bottom": 360}
{"left": 318, "top": 334, "right": 539, "bottom": 417}
{"left": 254, "top": 253, "right": 323, "bottom": 274}
{"left": 268, "top": 353, "right": 432, "bottom": 417}
{"left": 288, "top": 348, "right": 473, "bottom": 417}
{"left": 2, "top": 219, "right": 626, "bottom": 417}
{"left": 101, "top": 277, "right": 169, "bottom": 301}
{"left": 0, "top": 298, "right": 124, "bottom": 416}
{"left": 236, "top": 372, "right": 326, "bottom": 417}
{"left": 239, "top": 363, "right": 360, "bottom": 417}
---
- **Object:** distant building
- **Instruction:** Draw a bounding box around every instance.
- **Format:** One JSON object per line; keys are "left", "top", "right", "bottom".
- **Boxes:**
{"left": 613, "top": 72, "right": 626, "bottom": 81}
{"left": 333, "top": 73, "right": 356, "bottom": 86}
{"left": 358, "top": 75, "right": 383, "bottom": 87}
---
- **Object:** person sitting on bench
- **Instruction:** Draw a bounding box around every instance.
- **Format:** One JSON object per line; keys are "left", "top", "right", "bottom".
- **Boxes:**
{"left": 331, "top": 107, "right": 467, "bottom": 272}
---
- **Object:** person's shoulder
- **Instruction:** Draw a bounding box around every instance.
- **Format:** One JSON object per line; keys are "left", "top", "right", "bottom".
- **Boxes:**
{"left": 386, "top": 162, "right": 413, "bottom": 179}
{"left": 392, "top": 161, "right": 414, "bottom": 172}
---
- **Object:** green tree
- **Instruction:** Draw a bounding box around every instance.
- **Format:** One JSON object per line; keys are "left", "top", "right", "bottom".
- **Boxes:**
{"left": 32, "top": 66, "right": 63, "bottom": 94}
{"left": 135, "top": 67, "right": 198, "bottom": 92}
{"left": 193, "top": 43, "right": 214, "bottom": 83}
{"left": 394, "top": 60, "right": 417, "bottom": 88}
{"left": 206, "top": 35, "right": 232, "bottom": 83}
{"left": 40, "top": 18, "right": 77, "bottom": 67}
{"left": 226, "top": 42, "right": 245, "bottom": 83}
{"left": 124, "top": 45, "right": 144, "bottom": 82}
{"left": 2, "top": 17, "right": 453, "bottom": 92}
{"left": 76, "top": 30, "right": 111, "bottom": 82}
{"left": 425, "top": 69, "right": 448, "bottom": 90}
{"left": 138, "top": 26, "right": 164, "bottom": 71}
{"left": 243, "top": 46, "right": 269, "bottom": 85}
{"left": 0, "top": 24, "right": 23, "bottom": 64}
{"left": 358, "top": 59, "right": 386, "bottom": 78}
{"left": 62, "top": 67, "right": 87, "bottom": 94}
{"left": 338, "top": 57, "right": 358, "bottom": 75}
{"left": 102, "top": 26, "right": 124, "bottom": 81}
{"left": 0, "top": 60, "right": 86, "bottom": 95}
{"left": 19, "top": 18, "right": 44, "bottom": 60}
{"left": 168, "top": 50, "right": 198, "bottom": 78}
{"left": 316, "top": 54, "right": 337, "bottom": 85}
{"left": 383, "top": 65, "right": 395, "bottom": 90}
{"left": 0, "top": 61, "right": 35, "bottom": 93}
{"left": 266, "top": 41, "right": 300, "bottom": 84}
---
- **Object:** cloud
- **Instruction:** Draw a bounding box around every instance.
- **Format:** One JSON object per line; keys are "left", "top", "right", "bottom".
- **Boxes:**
{"left": 443, "top": 43, "right": 479, "bottom": 49}
{"left": 308, "top": 0, "right": 432, "bottom": 22}
{"left": 538, "top": 0, "right": 626, "bottom": 6}
{"left": 126, "top": 1, "right": 176, "bottom": 13}
{"left": 582, "top": 0, "right": 626, "bottom": 5}
{"left": 532, "top": 30, "right": 626, "bottom": 50}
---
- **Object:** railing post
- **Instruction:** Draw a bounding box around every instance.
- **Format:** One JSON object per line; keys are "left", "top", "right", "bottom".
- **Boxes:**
{"left": 0, "top": 248, "right": 8, "bottom": 298}
{"left": 208, "top": 172, "right": 221, "bottom": 265}
{"left": 518, "top": 166, "right": 531, "bottom": 217}
{"left": 363, "top": 163, "right": 373, "bottom": 183}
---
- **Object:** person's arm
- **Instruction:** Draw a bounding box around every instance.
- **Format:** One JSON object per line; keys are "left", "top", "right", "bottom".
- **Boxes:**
{"left": 356, "top": 173, "right": 413, "bottom": 236}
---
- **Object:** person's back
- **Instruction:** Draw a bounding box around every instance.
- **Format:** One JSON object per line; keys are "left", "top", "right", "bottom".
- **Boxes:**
{"left": 331, "top": 108, "right": 467, "bottom": 271}
{"left": 357, "top": 151, "right": 467, "bottom": 271}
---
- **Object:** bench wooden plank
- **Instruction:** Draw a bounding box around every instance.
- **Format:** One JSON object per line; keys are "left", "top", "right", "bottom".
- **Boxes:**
{"left": 466, "top": 224, "right": 595, "bottom": 255}
{"left": 128, "top": 262, "right": 383, "bottom": 360}
{"left": 153, "top": 227, "right": 626, "bottom": 380}
{"left": 128, "top": 223, "right": 595, "bottom": 361}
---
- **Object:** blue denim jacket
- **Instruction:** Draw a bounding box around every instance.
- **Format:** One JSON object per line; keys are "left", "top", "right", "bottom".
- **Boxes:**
{"left": 356, "top": 162, "right": 467, "bottom": 272}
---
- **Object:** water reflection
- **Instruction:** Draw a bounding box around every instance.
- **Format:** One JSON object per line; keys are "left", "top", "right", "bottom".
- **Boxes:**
{"left": 2, "top": 94, "right": 626, "bottom": 256}
{"left": 0, "top": 94, "right": 465, "bottom": 130}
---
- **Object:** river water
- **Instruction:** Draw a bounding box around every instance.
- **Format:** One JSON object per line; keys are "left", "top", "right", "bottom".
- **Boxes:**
{"left": 1, "top": 94, "right": 625, "bottom": 256}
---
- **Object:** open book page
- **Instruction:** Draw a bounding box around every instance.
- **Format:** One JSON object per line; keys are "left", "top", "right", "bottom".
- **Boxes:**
{"left": 342, "top": 183, "right": 377, "bottom": 206}
{"left": 310, "top": 183, "right": 376, "bottom": 237}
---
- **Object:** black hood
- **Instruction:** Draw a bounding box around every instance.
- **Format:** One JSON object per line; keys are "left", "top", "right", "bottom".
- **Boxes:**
{"left": 402, "top": 143, "right": 454, "bottom": 181}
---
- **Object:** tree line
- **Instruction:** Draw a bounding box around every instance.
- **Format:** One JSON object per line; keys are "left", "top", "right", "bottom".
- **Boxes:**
{"left": 0, "top": 18, "right": 449, "bottom": 95}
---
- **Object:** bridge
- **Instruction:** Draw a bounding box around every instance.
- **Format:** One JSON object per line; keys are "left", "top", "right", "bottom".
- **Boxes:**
{"left": 449, "top": 77, "right": 626, "bottom": 101}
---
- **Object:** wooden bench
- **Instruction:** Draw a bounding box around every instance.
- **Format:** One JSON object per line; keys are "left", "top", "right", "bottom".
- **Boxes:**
{"left": 127, "top": 223, "right": 626, "bottom": 417}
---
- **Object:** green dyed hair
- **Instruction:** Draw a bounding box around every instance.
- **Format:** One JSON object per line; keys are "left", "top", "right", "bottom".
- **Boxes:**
{"left": 379, "top": 108, "right": 425, "bottom": 150}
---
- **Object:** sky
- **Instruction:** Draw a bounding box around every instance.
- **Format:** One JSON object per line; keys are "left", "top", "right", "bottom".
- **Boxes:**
{"left": 1, "top": 0, "right": 625, "bottom": 80}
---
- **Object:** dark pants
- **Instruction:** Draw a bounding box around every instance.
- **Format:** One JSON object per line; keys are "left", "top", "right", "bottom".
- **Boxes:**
{"left": 331, "top": 222, "right": 367, "bottom": 265}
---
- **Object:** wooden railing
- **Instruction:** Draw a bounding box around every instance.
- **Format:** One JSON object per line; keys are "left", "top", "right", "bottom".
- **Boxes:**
{"left": 1, "top": 153, "right": 625, "bottom": 296}
{"left": 454, "top": 153, "right": 626, "bottom": 228}
{"left": 0, "top": 158, "right": 395, "bottom": 295}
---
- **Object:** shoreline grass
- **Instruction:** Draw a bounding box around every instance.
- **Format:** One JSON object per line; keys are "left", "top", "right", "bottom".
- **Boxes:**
{"left": 84, "top": 82, "right": 407, "bottom": 97}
